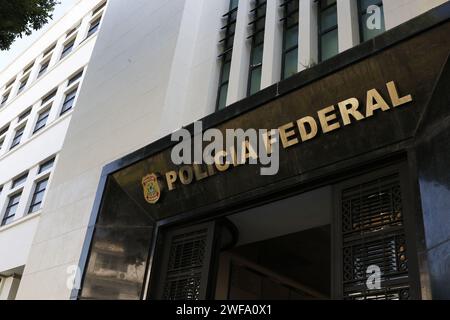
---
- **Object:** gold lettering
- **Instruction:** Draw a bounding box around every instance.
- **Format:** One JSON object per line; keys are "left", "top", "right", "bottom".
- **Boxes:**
{"left": 338, "top": 98, "right": 365, "bottom": 126}
{"left": 179, "top": 166, "right": 194, "bottom": 185}
{"left": 241, "top": 140, "right": 258, "bottom": 164}
{"left": 262, "top": 130, "right": 276, "bottom": 154}
{"left": 297, "top": 116, "right": 318, "bottom": 142}
{"left": 386, "top": 81, "right": 412, "bottom": 107}
{"left": 214, "top": 150, "right": 230, "bottom": 172}
{"left": 318, "top": 106, "right": 340, "bottom": 133}
{"left": 193, "top": 164, "right": 208, "bottom": 181}
{"left": 366, "top": 89, "right": 390, "bottom": 117}
{"left": 165, "top": 171, "right": 178, "bottom": 191}
{"left": 279, "top": 122, "right": 299, "bottom": 148}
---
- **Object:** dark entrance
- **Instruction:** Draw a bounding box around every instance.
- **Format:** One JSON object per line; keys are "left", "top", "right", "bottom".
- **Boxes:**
{"left": 148, "top": 163, "right": 418, "bottom": 300}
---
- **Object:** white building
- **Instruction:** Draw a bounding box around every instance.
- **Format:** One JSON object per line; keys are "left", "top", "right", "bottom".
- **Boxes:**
{"left": 0, "top": 0, "right": 449, "bottom": 300}
{"left": 0, "top": 0, "right": 107, "bottom": 300}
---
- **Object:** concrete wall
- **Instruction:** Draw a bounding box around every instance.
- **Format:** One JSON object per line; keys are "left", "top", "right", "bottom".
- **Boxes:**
{"left": 0, "top": 0, "right": 105, "bottom": 300}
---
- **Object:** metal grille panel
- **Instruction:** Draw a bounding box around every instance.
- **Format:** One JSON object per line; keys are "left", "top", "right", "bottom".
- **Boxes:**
{"left": 341, "top": 173, "right": 411, "bottom": 300}
{"left": 162, "top": 229, "right": 208, "bottom": 300}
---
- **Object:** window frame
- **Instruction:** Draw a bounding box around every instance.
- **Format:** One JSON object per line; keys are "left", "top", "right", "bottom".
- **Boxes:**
{"left": 33, "top": 106, "right": 52, "bottom": 134}
{"left": 317, "top": 0, "right": 338, "bottom": 62}
{"left": 60, "top": 87, "right": 78, "bottom": 115}
{"left": 1, "top": 192, "right": 22, "bottom": 226}
{"left": 247, "top": 0, "right": 267, "bottom": 97}
{"left": 60, "top": 38, "right": 76, "bottom": 60}
{"left": 215, "top": 0, "right": 239, "bottom": 111}
{"left": 28, "top": 176, "right": 50, "bottom": 214}
{"left": 280, "top": 0, "right": 299, "bottom": 80}
{"left": 10, "top": 124, "right": 26, "bottom": 150}
{"left": 357, "top": 0, "right": 385, "bottom": 43}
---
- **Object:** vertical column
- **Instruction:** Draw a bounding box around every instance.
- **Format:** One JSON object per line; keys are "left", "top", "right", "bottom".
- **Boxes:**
{"left": 261, "top": 0, "right": 283, "bottom": 88}
{"left": 298, "top": 0, "right": 318, "bottom": 71}
{"left": 337, "top": 0, "right": 359, "bottom": 52}
{"left": 0, "top": 276, "right": 21, "bottom": 300}
{"left": 226, "top": 0, "right": 252, "bottom": 105}
{"left": 75, "top": 14, "right": 92, "bottom": 47}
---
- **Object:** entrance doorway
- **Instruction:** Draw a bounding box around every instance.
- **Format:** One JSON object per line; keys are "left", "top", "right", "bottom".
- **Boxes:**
{"left": 151, "top": 186, "right": 333, "bottom": 300}
{"left": 148, "top": 163, "right": 419, "bottom": 300}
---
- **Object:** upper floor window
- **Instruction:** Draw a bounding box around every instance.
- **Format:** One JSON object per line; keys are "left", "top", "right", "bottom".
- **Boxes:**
{"left": 23, "top": 61, "right": 34, "bottom": 74}
{"left": 17, "top": 76, "right": 29, "bottom": 94}
{"left": 10, "top": 125, "right": 26, "bottom": 150}
{"left": 68, "top": 69, "right": 84, "bottom": 87}
{"left": 2, "top": 192, "right": 22, "bottom": 226}
{"left": 318, "top": 0, "right": 338, "bottom": 62}
{"left": 43, "top": 43, "right": 56, "bottom": 60}
{"left": 33, "top": 107, "right": 51, "bottom": 134}
{"left": 18, "top": 107, "right": 32, "bottom": 122}
{"left": 12, "top": 172, "right": 28, "bottom": 189}
{"left": 358, "top": 0, "right": 385, "bottom": 42}
{"left": 42, "top": 88, "right": 57, "bottom": 105}
{"left": 60, "top": 38, "right": 75, "bottom": 60}
{"left": 0, "top": 124, "right": 9, "bottom": 137}
{"left": 281, "top": 0, "right": 299, "bottom": 80}
{"left": 216, "top": 0, "right": 239, "bottom": 110}
{"left": 87, "top": 17, "right": 101, "bottom": 39}
{"left": 0, "top": 90, "right": 10, "bottom": 107}
{"left": 60, "top": 87, "right": 78, "bottom": 115}
{"left": 39, "top": 157, "right": 55, "bottom": 174}
{"left": 4, "top": 78, "right": 16, "bottom": 91}
{"left": 93, "top": 1, "right": 107, "bottom": 16}
{"left": 37, "top": 59, "right": 50, "bottom": 79}
{"left": 28, "top": 178, "right": 49, "bottom": 214}
{"left": 247, "top": 0, "right": 267, "bottom": 96}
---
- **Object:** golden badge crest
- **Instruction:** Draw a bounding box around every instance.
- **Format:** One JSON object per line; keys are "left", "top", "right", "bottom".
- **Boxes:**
{"left": 142, "top": 173, "right": 161, "bottom": 204}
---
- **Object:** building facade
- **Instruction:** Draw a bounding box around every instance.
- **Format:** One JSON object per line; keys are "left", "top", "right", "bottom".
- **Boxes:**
{"left": 0, "top": 0, "right": 448, "bottom": 300}
{"left": 0, "top": 0, "right": 107, "bottom": 300}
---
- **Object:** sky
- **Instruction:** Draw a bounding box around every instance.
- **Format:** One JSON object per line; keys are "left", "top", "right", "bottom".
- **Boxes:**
{"left": 0, "top": 0, "right": 79, "bottom": 72}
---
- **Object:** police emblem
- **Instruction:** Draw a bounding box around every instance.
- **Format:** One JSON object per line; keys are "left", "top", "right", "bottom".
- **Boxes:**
{"left": 142, "top": 173, "right": 161, "bottom": 204}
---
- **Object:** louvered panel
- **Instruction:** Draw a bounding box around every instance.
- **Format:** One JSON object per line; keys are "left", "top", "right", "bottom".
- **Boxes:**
{"left": 340, "top": 172, "right": 411, "bottom": 300}
{"left": 162, "top": 228, "right": 208, "bottom": 300}
{"left": 342, "top": 174, "right": 403, "bottom": 235}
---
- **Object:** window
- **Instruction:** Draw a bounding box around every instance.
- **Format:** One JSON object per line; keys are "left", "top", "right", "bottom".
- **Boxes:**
{"left": 281, "top": 0, "right": 299, "bottom": 80}
{"left": 10, "top": 125, "right": 26, "bottom": 150}
{"left": 60, "top": 87, "right": 78, "bottom": 115}
{"left": 28, "top": 178, "right": 49, "bottom": 214}
{"left": 68, "top": 70, "right": 84, "bottom": 87}
{"left": 5, "top": 78, "right": 15, "bottom": 90}
{"left": 0, "top": 138, "right": 4, "bottom": 151}
{"left": 358, "top": 0, "right": 385, "bottom": 42}
{"left": 43, "top": 43, "right": 56, "bottom": 59}
{"left": 42, "top": 88, "right": 57, "bottom": 105}
{"left": 23, "top": 61, "right": 34, "bottom": 74}
{"left": 66, "top": 24, "right": 79, "bottom": 38}
{"left": 34, "top": 107, "right": 51, "bottom": 134}
{"left": 1, "top": 90, "right": 10, "bottom": 107}
{"left": 39, "top": 157, "right": 55, "bottom": 174}
{"left": 2, "top": 193, "right": 22, "bottom": 226}
{"left": 60, "top": 39, "right": 75, "bottom": 60}
{"left": 12, "top": 172, "right": 28, "bottom": 189}
{"left": 86, "top": 17, "right": 101, "bottom": 39}
{"left": 0, "top": 124, "right": 9, "bottom": 137}
{"left": 17, "top": 76, "right": 29, "bottom": 94}
{"left": 37, "top": 60, "right": 50, "bottom": 78}
{"left": 247, "top": 0, "right": 266, "bottom": 96}
{"left": 93, "top": 1, "right": 107, "bottom": 15}
{"left": 216, "top": 0, "right": 239, "bottom": 110}
{"left": 18, "top": 108, "right": 31, "bottom": 122}
{"left": 318, "top": 0, "right": 338, "bottom": 62}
